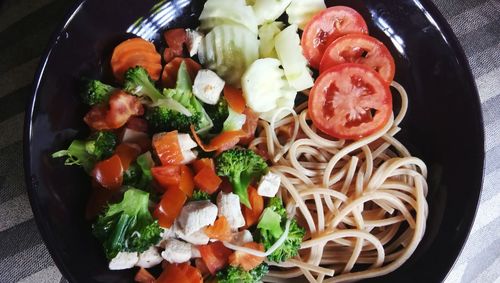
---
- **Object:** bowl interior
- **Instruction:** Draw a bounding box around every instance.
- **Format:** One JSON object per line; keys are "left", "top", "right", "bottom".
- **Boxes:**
{"left": 25, "top": 0, "right": 484, "bottom": 282}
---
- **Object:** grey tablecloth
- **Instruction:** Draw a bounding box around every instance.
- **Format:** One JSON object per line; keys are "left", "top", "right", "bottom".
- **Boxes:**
{"left": 0, "top": 0, "right": 498, "bottom": 282}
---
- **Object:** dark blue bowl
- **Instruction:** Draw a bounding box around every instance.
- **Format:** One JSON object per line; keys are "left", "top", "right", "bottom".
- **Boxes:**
{"left": 24, "top": 0, "right": 484, "bottom": 282}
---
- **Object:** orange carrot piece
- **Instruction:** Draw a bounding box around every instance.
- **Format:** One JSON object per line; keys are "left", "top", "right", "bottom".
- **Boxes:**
{"left": 224, "top": 85, "right": 246, "bottom": 114}
{"left": 190, "top": 125, "right": 246, "bottom": 153}
{"left": 111, "top": 38, "right": 162, "bottom": 81}
{"left": 156, "top": 262, "right": 203, "bottom": 283}
{"left": 134, "top": 267, "right": 155, "bottom": 283}
{"left": 243, "top": 186, "right": 264, "bottom": 228}
{"left": 194, "top": 166, "right": 222, "bottom": 194}
{"left": 178, "top": 165, "right": 195, "bottom": 197}
{"left": 192, "top": 158, "right": 215, "bottom": 174}
{"left": 204, "top": 216, "right": 233, "bottom": 241}
{"left": 154, "top": 187, "right": 187, "bottom": 228}
{"left": 153, "top": 131, "right": 185, "bottom": 165}
{"left": 228, "top": 242, "right": 265, "bottom": 271}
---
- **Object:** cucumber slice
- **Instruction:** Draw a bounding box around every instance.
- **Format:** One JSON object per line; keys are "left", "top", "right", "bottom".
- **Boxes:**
{"left": 199, "top": 0, "right": 258, "bottom": 34}
{"left": 275, "top": 24, "right": 314, "bottom": 91}
{"left": 242, "top": 58, "right": 296, "bottom": 115}
{"left": 198, "top": 24, "right": 259, "bottom": 87}
{"left": 252, "top": 0, "right": 292, "bottom": 25}
{"left": 258, "top": 21, "right": 285, "bottom": 59}
{"left": 286, "top": 0, "right": 326, "bottom": 29}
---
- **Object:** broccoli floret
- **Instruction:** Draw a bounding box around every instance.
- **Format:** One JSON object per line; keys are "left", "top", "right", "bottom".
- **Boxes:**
{"left": 205, "top": 96, "right": 229, "bottom": 133}
{"left": 123, "top": 152, "right": 154, "bottom": 190}
{"left": 82, "top": 80, "right": 116, "bottom": 105}
{"left": 92, "top": 188, "right": 162, "bottom": 259}
{"left": 52, "top": 131, "right": 117, "bottom": 173}
{"left": 257, "top": 197, "right": 305, "bottom": 263}
{"left": 123, "top": 66, "right": 164, "bottom": 103}
{"left": 215, "top": 148, "right": 268, "bottom": 208}
{"left": 191, "top": 190, "right": 211, "bottom": 201}
{"left": 216, "top": 263, "right": 269, "bottom": 283}
{"left": 145, "top": 62, "right": 212, "bottom": 134}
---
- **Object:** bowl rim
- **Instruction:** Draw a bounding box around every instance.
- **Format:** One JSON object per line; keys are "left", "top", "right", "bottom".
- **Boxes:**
{"left": 23, "top": 0, "right": 485, "bottom": 282}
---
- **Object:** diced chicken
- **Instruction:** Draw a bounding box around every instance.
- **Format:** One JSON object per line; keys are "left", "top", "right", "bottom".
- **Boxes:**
{"left": 191, "top": 246, "right": 201, "bottom": 258}
{"left": 181, "top": 149, "right": 198, "bottom": 165}
{"left": 217, "top": 192, "right": 245, "bottom": 231}
{"left": 257, "top": 171, "right": 281, "bottom": 197}
{"left": 136, "top": 246, "right": 163, "bottom": 268}
{"left": 178, "top": 134, "right": 198, "bottom": 151}
{"left": 186, "top": 29, "right": 204, "bottom": 57}
{"left": 175, "top": 226, "right": 210, "bottom": 245}
{"left": 109, "top": 252, "right": 139, "bottom": 270}
{"left": 177, "top": 200, "right": 218, "bottom": 235}
{"left": 161, "top": 239, "right": 193, "bottom": 264}
{"left": 193, "top": 69, "right": 225, "bottom": 105}
{"left": 157, "top": 226, "right": 177, "bottom": 248}
{"left": 232, "top": 230, "right": 254, "bottom": 246}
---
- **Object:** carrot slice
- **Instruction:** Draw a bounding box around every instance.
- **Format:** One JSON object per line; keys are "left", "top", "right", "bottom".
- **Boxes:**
{"left": 153, "top": 131, "right": 184, "bottom": 165}
{"left": 242, "top": 186, "right": 264, "bottom": 228}
{"left": 154, "top": 186, "right": 187, "bottom": 228}
{"left": 204, "top": 216, "right": 232, "bottom": 241}
{"left": 134, "top": 267, "right": 155, "bottom": 283}
{"left": 190, "top": 125, "right": 246, "bottom": 153}
{"left": 162, "top": 57, "right": 201, "bottom": 88}
{"left": 194, "top": 166, "right": 222, "bottom": 194}
{"left": 228, "top": 242, "right": 265, "bottom": 271}
{"left": 198, "top": 241, "right": 233, "bottom": 275}
{"left": 111, "top": 38, "right": 162, "bottom": 81}
{"left": 224, "top": 85, "right": 246, "bottom": 114}
{"left": 178, "top": 165, "right": 195, "bottom": 197}
{"left": 192, "top": 158, "right": 215, "bottom": 174}
{"left": 157, "top": 262, "right": 203, "bottom": 283}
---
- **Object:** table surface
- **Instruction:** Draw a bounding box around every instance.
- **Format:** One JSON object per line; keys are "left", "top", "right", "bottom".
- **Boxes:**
{"left": 0, "top": 0, "right": 499, "bottom": 282}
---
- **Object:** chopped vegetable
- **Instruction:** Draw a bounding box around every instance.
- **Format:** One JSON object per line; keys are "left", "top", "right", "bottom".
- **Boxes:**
{"left": 274, "top": 24, "right": 314, "bottom": 91}
{"left": 199, "top": 0, "right": 258, "bottom": 34}
{"left": 216, "top": 263, "right": 269, "bottom": 283}
{"left": 52, "top": 131, "right": 117, "bottom": 173}
{"left": 152, "top": 131, "right": 185, "bottom": 165}
{"left": 92, "top": 189, "right": 162, "bottom": 259}
{"left": 257, "top": 197, "right": 305, "bottom": 262}
{"left": 205, "top": 96, "right": 230, "bottom": 133}
{"left": 152, "top": 165, "right": 181, "bottom": 189}
{"left": 242, "top": 186, "right": 264, "bottom": 228}
{"left": 123, "top": 66, "right": 164, "bottom": 103}
{"left": 204, "top": 216, "right": 232, "bottom": 241}
{"left": 191, "top": 190, "right": 211, "bottom": 201}
{"left": 198, "top": 24, "right": 259, "bottom": 86}
{"left": 286, "top": 0, "right": 326, "bottom": 29}
{"left": 252, "top": 0, "right": 292, "bottom": 25}
{"left": 191, "top": 126, "right": 246, "bottom": 153}
{"left": 228, "top": 242, "right": 265, "bottom": 271}
{"left": 82, "top": 80, "right": 116, "bottom": 106}
{"left": 92, "top": 154, "right": 124, "bottom": 190}
{"left": 194, "top": 166, "right": 222, "bottom": 194}
{"left": 123, "top": 152, "right": 154, "bottom": 190}
{"left": 163, "top": 28, "right": 187, "bottom": 57}
{"left": 114, "top": 143, "right": 141, "bottom": 171}
{"left": 178, "top": 165, "right": 195, "bottom": 197}
{"left": 162, "top": 57, "right": 201, "bottom": 88}
{"left": 258, "top": 21, "right": 285, "bottom": 59}
{"left": 198, "top": 241, "right": 233, "bottom": 275}
{"left": 223, "top": 108, "right": 247, "bottom": 132}
{"left": 223, "top": 85, "right": 246, "bottom": 114}
{"left": 154, "top": 186, "right": 187, "bottom": 228}
{"left": 215, "top": 148, "right": 268, "bottom": 207}
{"left": 134, "top": 267, "right": 155, "bottom": 283}
{"left": 110, "top": 37, "right": 162, "bottom": 81}
{"left": 192, "top": 158, "right": 216, "bottom": 174}
{"left": 156, "top": 262, "right": 203, "bottom": 283}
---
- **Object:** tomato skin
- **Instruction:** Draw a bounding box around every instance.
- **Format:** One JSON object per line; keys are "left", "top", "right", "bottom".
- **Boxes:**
{"left": 154, "top": 186, "right": 187, "bottom": 228}
{"left": 302, "top": 6, "right": 368, "bottom": 69}
{"left": 152, "top": 165, "right": 181, "bottom": 190}
{"left": 319, "top": 34, "right": 395, "bottom": 83}
{"left": 194, "top": 166, "right": 222, "bottom": 194}
{"left": 309, "top": 63, "right": 392, "bottom": 140}
{"left": 92, "top": 154, "right": 124, "bottom": 190}
{"left": 228, "top": 242, "right": 265, "bottom": 271}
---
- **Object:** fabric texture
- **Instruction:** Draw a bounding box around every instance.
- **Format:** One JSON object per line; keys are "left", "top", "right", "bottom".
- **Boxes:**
{"left": 0, "top": 0, "right": 498, "bottom": 282}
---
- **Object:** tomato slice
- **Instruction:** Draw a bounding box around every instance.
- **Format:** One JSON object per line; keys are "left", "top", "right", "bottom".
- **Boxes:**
{"left": 198, "top": 241, "right": 233, "bottom": 275}
{"left": 308, "top": 63, "right": 392, "bottom": 140}
{"left": 320, "top": 34, "right": 395, "bottom": 83}
{"left": 92, "top": 154, "right": 124, "bottom": 190}
{"left": 157, "top": 262, "right": 203, "bottom": 283}
{"left": 154, "top": 186, "right": 187, "bottom": 228}
{"left": 302, "top": 6, "right": 368, "bottom": 69}
{"left": 228, "top": 242, "right": 265, "bottom": 271}
{"left": 152, "top": 165, "right": 181, "bottom": 189}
